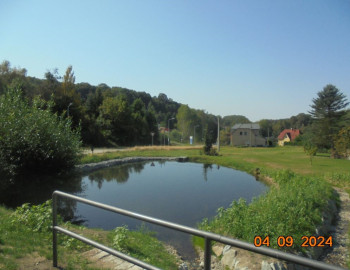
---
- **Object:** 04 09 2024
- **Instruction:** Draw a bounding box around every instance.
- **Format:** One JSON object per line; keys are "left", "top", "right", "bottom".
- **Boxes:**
{"left": 253, "top": 235, "right": 333, "bottom": 248}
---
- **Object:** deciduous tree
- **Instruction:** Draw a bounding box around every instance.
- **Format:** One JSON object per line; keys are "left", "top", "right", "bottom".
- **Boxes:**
{"left": 0, "top": 87, "right": 81, "bottom": 176}
{"left": 333, "top": 127, "right": 350, "bottom": 159}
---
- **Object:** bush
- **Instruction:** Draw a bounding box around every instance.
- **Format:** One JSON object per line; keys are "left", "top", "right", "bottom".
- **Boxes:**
{"left": 0, "top": 87, "right": 81, "bottom": 175}
{"left": 203, "top": 128, "right": 217, "bottom": 155}
{"left": 333, "top": 127, "right": 350, "bottom": 159}
{"left": 10, "top": 200, "right": 54, "bottom": 232}
{"left": 169, "top": 129, "right": 183, "bottom": 143}
{"left": 9, "top": 200, "right": 87, "bottom": 250}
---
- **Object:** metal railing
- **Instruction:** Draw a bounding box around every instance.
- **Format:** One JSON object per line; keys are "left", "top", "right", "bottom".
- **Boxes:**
{"left": 52, "top": 191, "right": 344, "bottom": 270}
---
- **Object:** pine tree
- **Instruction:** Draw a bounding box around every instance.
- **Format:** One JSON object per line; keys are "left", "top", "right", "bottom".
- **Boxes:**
{"left": 309, "top": 84, "right": 349, "bottom": 149}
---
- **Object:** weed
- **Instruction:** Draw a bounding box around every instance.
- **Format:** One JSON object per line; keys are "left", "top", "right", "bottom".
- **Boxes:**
{"left": 109, "top": 225, "right": 179, "bottom": 269}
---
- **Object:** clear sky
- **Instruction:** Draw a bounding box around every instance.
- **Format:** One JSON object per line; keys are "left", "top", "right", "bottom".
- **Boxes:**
{"left": 1, "top": 0, "right": 349, "bottom": 121}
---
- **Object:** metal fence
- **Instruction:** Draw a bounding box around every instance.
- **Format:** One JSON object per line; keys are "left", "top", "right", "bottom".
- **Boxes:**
{"left": 52, "top": 190, "right": 344, "bottom": 270}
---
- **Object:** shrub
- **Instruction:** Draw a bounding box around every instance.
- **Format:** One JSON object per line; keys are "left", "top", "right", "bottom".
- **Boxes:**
{"left": 9, "top": 200, "right": 87, "bottom": 250}
{"left": 333, "top": 127, "right": 350, "bottom": 159}
{"left": 0, "top": 87, "right": 81, "bottom": 175}
{"left": 10, "top": 200, "right": 54, "bottom": 232}
{"left": 203, "top": 128, "right": 218, "bottom": 155}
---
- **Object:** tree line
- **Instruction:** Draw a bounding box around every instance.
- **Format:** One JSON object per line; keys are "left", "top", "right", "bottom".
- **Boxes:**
{"left": 1, "top": 60, "right": 349, "bottom": 157}
{"left": 0, "top": 61, "right": 180, "bottom": 146}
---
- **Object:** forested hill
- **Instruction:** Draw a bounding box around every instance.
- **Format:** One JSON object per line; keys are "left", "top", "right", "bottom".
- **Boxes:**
{"left": 0, "top": 61, "right": 319, "bottom": 146}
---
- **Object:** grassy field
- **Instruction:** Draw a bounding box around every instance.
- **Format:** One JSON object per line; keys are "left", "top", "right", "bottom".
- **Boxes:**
{"left": 81, "top": 145, "right": 350, "bottom": 192}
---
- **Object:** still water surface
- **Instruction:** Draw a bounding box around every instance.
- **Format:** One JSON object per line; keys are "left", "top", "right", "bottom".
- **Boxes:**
{"left": 74, "top": 161, "right": 267, "bottom": 257}
{"left": 0, "top": 161, "right": 267, "bottom": 258}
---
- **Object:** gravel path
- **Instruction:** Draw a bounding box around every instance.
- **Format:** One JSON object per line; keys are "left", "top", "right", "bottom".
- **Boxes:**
{"left": 320, "top": 187, "right": 350, "bottom": 268}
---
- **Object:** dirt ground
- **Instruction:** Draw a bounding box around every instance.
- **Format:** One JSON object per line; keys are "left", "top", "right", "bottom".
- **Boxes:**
{"left": 15, "top": 253, "right": 59, "bottom": 270}
{"left": 320, "top": 188, "right": 350, "bottom": 268}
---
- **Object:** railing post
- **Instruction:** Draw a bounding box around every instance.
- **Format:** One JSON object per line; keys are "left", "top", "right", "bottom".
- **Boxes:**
{"left": 50, "top": 191, "right": 346, "bottom": 270}
{"left": 204, "top": 237, "right": 211, "bottom": 270}
{"left": 52, "top": 193, "right": 58, "bottom": 267}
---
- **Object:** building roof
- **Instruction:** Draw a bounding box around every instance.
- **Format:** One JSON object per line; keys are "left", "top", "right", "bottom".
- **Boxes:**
{"left": 278, "top": 129, "right": 300, "bottom": 141}
{"left": 232, "top": 123, "right": 260, "bottom": 130}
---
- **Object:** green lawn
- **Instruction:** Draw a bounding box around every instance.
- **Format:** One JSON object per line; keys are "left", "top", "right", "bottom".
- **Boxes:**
{"left": 80, "top": 145, "right": 350, "bottom": 192}
{"left": 219, "top": 146, "right": 349, "bottom": 176}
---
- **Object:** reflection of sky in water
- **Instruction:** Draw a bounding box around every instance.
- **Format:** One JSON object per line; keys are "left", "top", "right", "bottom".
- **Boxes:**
{"left": 73, "top": 161, "right": 268, "bottom": 259}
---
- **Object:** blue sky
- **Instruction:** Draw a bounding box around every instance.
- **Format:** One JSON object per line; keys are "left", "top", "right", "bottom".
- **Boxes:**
{"left": 1, "top": 0, "right": 349, "bottom": 121}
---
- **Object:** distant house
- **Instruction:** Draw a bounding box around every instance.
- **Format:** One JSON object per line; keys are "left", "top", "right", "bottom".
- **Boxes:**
{"left": 278, "top": 129, "right": 300, "bottom": 146}
{"left": 231, "top": 123, "right": 266, "bottom": 147}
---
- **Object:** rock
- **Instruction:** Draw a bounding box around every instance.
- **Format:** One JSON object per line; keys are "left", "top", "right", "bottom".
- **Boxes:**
{"left": 213, "top": 245, "right": 224, "bottom": 257}
{"left": 179, "top": 262, "right": 188, "bottom": 270}
{"left": 76, "top": 156, "right": 188, "bottom": 173}
{"left": 293, "top": 264, "right": 309, "bottom": 270}
{"left": 270, "top": 262, "right": 286, "bottom": 270}
{"left": 261, "top": 261, "right": 272, "bottom": 270}
{"left": 221, "top": 249, "right": 237, "bottom": 268}
{"left": 223, "top": 245, "right": 232, "bottom": 254}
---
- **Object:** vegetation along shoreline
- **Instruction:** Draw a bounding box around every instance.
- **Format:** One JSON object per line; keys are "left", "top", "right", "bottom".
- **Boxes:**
{"left": 1, "top": 147, "right": 349, "bottom": 269}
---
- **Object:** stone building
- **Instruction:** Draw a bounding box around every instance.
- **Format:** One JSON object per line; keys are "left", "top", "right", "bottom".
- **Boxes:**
{"left": 230, "top": 123, "right": 266, "bottom": 146}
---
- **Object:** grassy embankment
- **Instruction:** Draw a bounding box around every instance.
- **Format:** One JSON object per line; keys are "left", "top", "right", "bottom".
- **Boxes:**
{"left": 81, "top": 145, "right": 350, "bottom": 259}
{"left": 0, "top": 200, "right": 179, "bottom": 269}
{"left": 1, "top": 146, "right": 349, "bottom": 269}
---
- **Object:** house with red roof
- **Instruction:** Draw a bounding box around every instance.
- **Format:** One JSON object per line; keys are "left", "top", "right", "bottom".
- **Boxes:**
{"left": 278, "top": 129, "right": 300, "bottom": 146}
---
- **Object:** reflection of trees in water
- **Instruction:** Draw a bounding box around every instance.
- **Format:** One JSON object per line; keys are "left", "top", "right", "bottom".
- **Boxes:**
{"left": 202, "top": 164, "right": 221, "bottom": 181}
{"left": 157, "top": 160, "right": 166, "bottom": 167}
{"left": 132, "top": 162, "right": 145, "bottom": 173}
{"left": 0, "top": 171, "right": 84, "bottom": 223}
{"left": 88, "top": 162, "right": 146, "bottom": 188}
{"left": 203, "top": 163, "right": 212, "bottom": 182}
{"left": 87, "top": 172, "right": 105, "bottom": 188}
{"left": 57, "top": 196, "right": 86, "bottom": 224}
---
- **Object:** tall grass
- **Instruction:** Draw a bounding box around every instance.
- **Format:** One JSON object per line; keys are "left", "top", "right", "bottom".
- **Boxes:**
{"left": 199, "top": 170, "right": 334, "bottom": 253}
{"left": 0, "top": 201, "right": 179, "bottom": 269}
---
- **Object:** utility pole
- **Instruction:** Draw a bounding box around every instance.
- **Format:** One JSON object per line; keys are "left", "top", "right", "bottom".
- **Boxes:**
{"left": 168, "top": 118, "right": 175, "bottom": 145}
{"left": 250, "top": 123, "right": 252, "bottom": 147}
{"left": 194, "top": 125, "right": 199, "bottom": 145}
{"left": 163, "top": 129, "right": 165, "bottom": 146}
{"left": 217, "top": 116, "right": 220, "bottom": 152}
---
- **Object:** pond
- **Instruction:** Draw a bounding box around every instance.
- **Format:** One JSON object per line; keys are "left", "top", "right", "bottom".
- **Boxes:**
{"left": 0, "top": 160, "right": 267, "bottom": 259}
{"left": 74, "top": 161, "right": 267, "bottom": 258}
